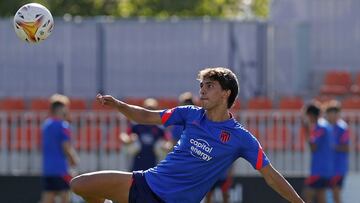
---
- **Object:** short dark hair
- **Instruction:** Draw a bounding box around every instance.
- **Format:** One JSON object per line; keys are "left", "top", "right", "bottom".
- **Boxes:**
{"left": 305, "top": 103, "right": 321, "bottom": 117}
{"left": 179, "top": 92, "right": 194, "bottom": 106}
{"left": 197, "top": 67, "right": 239, "bottom": 109}
{"left": 50, "top": 101, "right": 65, "bottom": 114}
{"left": 325, "top": 100, "right": 341, "bottom": 113}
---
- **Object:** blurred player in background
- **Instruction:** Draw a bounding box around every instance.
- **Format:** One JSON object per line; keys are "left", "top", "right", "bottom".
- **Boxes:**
{"left": 302, "top": 102, "right": 334, "bottom": 203}
{"left": 205, "top": 166, "right": 233, "bottom": 203}
{"left": 70, "top": 67, "right": 304, "bottom": 203}
{"left": 41, "top": 94, "right": 79, "bottom": 203}
{"left": 324, "top": 100, "right": 349, "bottom": 203}
{"left": 120, "top": 98, "right": 169, "bottom": 171}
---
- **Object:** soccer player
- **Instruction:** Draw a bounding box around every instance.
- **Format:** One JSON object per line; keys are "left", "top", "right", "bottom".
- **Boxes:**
{"left": 325, "top": 100, "right": 349, "bottom": 203}
{"left": 172, "top": 91, "right": 235, "bottom": 203}
{"left": 302, "top": 102, "right": 334, "bottom": 203}
{"left": 70, "top": 67, "right": 304, "bottom": 203}
{"left": 41, "top": 94, "right": 79, "bottom": 203}
{"left": 120, "top": 98, "right": 168, "bottom": 171}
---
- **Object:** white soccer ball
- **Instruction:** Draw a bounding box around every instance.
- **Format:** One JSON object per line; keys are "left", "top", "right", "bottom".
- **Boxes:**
{"left": 13, "top": 3, "right": 54, "bottom": 44}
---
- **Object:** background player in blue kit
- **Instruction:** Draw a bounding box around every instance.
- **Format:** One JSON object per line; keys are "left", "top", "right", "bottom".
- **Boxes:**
{"left": 70, "top": 67, "right": 304, "bottom": 203}
{"left": 40, "top": 94, "right": 79, "bottom": 203}
{"left": 120, "top": 98, "right": 168, "bottom": 171}
{"left": 302, "top": 102, "right": 335, "bottom": 203}
{"left": 325, "top": 100, "right": 349, "bottom": 203}
{"left": 205, "top": 166, "right": 233, "bottom": 203}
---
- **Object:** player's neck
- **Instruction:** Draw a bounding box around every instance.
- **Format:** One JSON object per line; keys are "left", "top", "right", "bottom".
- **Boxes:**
{"left": 50, "top": 113, "right": 63, "bottom": 120}
{"left": 205, "top": 107, "right": 230, "bottom": 122}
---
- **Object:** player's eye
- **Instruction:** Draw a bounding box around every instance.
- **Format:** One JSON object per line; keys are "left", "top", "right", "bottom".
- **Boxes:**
{"left": 199, "top": 82, "right": 203, "bottom": 88}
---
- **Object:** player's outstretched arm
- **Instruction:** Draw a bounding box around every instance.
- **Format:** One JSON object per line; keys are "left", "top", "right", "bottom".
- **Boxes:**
{"left": 259, "top": 164, "right": 305, "bottom": 203}
{"left": 96, "top": 93, "right": 163, "bottom": 125}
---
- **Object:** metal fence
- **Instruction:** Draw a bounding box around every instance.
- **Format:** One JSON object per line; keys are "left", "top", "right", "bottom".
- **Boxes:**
{"left": 270, "top": 0, "right": 360, "bottom": 97}
{"left": 0, "top": 110, "right": 359, "bottom": 176}
{"left": 0, "top": 19, "right": 262, "bottom": 100}
{"left": 2, "top": 0, "right": 360, "bottom": 100}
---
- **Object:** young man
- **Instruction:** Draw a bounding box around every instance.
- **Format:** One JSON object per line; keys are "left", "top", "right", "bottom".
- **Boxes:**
{"left": 70, "top": 67, "right": 304, "bottom": 203}
{"left": 171, "top": 91, "right": 235, "bottom": 203}
{"left": 302, "top": 102, "right": 335, "bottom": 203}
{"left": 41, "top": 94, "right": 79, "bottom": 203}
{"left": 325, "top": 100, "right": 349, "bottom": 203}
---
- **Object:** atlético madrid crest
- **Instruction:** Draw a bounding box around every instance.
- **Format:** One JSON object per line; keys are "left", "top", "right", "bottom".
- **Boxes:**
{"left": 220, "top": 131, "right": 230, "bottom": 143}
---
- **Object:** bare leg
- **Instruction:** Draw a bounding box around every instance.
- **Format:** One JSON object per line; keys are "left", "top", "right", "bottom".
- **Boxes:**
{"left": 222, "top": 190, "right": 230, "bottom": 203}
{"left": 58, "top": 191, "right": 71, "bottom": 203}
{"left": 303, "top": 187, "right": 315, "bottom": 203}
{"left": 41, "top": 192, "right": 56, "bottom": 203}
{"left": 205, "top": 190, "right": 214, "bottom": 203}
{"left": 317, "top": 189, "right": 327, "bottom": 203}
{"left": 70, "top": 170, "right": 132, "bottom": 203}
{"left": 332, "top": 186, "right": 342, "bottom": 203}
{"left": 221, "top": 180, "right": 231, "bottom": 203}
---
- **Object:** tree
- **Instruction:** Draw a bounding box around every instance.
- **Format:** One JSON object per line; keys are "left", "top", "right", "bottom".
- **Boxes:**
{"left": 0, "top": 0, "right": 269, "bottom": 19}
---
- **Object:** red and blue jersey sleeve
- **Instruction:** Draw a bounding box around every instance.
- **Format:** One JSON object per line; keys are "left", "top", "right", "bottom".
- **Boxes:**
{"left": 335, "top": 121, "right": 350, "bottom": 145}
{"left": 60, "top": 121, "right": 71, "bottom": 143}
{"left": 159, "top": 105, "right": 195, "bottom": 127}
{"left": 309, "top": 126, "right": 326, "bottom": 145}
{"left": 339, "top": 129, "right": 350, "bottom": 145}
{"left": 170, "top": 125, "right": 184, "bottom": 142}
{"left": 241, "top": 133, "right": 270, "bottom": 170}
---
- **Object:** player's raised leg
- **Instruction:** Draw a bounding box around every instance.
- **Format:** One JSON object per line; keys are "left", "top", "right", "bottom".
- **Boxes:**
{"left": 70, "top": 170, "right": 132, "bottom": 203}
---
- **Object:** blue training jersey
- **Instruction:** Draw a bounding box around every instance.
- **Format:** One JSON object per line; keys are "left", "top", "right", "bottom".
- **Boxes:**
{"left": 130, "top": 124, "right": 165, "bottom": 171}
{"left": 170, "top": 125, "right": 184, "bottom": 143}
{"left": 144, "top": 106, "right": 270, "bottom": 203}
{"left": 309, "top": 118, "right": 335, "bottom": 178}
{"left": 334, "top": 119, "right": 349, "bottom": 175}
{"left": 171, "top": 122, "right": 231, "bottom": 181}
{"left": 42, "top": 118, "right": 71, "bottom": 176}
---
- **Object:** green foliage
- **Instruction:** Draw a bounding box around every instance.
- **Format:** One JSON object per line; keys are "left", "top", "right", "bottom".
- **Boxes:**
{"left": 116, "top": 0, "right": 242, "bottom": 18}
{"left": 0, "top": 0, "right": 269, "bottom": 19}
{"left": 251, "top": 0, "right": 269, "bottom": 18}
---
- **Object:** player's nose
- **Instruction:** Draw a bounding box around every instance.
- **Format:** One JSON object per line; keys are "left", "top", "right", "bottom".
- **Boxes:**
{"left": 199, "top": 86, "right": 206, "bottom": 96}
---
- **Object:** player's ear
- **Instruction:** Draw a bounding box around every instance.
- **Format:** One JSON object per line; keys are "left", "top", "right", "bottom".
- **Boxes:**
{"left": 221, "top": 90, "right": 231, "bottom": 102}
{"left": 223, "top": 89, "right": 231, "bottom": 98}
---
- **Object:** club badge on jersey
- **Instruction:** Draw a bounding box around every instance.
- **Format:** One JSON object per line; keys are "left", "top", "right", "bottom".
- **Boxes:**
{"left": 220, "top": 131, "right": 231, "bottom": 143}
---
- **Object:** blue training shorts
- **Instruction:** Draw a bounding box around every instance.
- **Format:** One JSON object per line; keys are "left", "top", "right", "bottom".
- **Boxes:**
{"left": 210, "top": 177, "right": 233, "bottom": 192}
{"left": 43, "top": 175, "right": 71, "bottom": 191}
{"left": 304, "top": 175, "right": 330, "bottom": 189}
{"left": 330, "top": 175, "right": 345, "bottom": 188}
{"left": 128, "top": 171, "right": 165, "bottom": 203}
